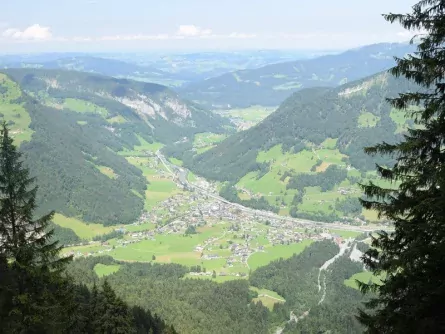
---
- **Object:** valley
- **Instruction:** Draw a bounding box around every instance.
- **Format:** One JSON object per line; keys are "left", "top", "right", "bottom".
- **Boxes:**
{"left": 60, "top": 143, "right": 370, "bottom": 282}
{"left": 0, "top": 42, "right": 413, "bottom": 334}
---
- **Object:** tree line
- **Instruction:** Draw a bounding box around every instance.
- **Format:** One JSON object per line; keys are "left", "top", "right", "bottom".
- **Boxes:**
{"left": 0, "top": 123, "right": 175, "bottom": 333}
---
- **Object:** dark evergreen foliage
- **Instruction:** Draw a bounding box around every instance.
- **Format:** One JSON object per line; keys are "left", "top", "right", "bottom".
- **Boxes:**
{"left": 68, "top": 258, "right": 270, "bottom": 334}
{"left": 287, "top": 165, "right": 348, "bottom": 191}
{"left": 0, "top": 122, "right": 74, "bottom": 332}
{"left": 358, "top": 1, "right": 445, "bottom": 332}
{"left": 0, "top": 128, "right": 176, "bottom": 333}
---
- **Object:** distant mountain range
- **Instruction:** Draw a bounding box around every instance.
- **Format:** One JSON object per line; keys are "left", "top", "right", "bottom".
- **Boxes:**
{"left": 0, "top": 68, "right": 227, "bottom": 227}
{"left": 180, "top": 43, "right": 416, "bottom": 108}
{"left": 0, "top": 50, "right": 331, "bottom": 88}
{"left": 1, "top": 56, "right": 186, "bottom": 87}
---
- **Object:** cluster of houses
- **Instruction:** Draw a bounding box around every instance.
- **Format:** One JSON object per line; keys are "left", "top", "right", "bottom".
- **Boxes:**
{"left": 337, "top": 187, "right": 359, "bottom": 195}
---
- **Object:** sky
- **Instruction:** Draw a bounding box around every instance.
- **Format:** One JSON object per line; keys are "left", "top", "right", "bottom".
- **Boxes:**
{"left": 0, "top": 0, "right": 420, "bottom": 53}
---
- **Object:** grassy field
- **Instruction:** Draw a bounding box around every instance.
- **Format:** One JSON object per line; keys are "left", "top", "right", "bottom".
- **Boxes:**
{"left": 358, "top": 111, "right": 380, "bottom": 128}
{"left": 344, "top": 271, "right": 384, "bottom": 290}
{"left": 250, "top": 286, "right": 285, "bottom": 301}
{"left": 273, "top": 82, "right": 302, "bottom": 90}
{"left": 184, "top": 274, "right": 246, "bottom": 283}
{"left": 121, "top": 136, "right": 181, "bottom": 210}
{"left": 193, "top": 132, "right": 227, "bottom": 153}
{"left": 234, "top": 142, "right": 386, "bottom": 221}
{"left": 0, "top": 73, "right": 34, "bottom": 145}
{"left": 94, "top": 264, "right": 121, "bottom": 277}
{"left": 53, "top": 213, "right": 115, "bottom": 240}
{"left": 329, "top": 229, "right": 362, "bottom": 238}
{"left": 220, "top": 106, "right": 276, "bottom": 124}
{"left": 236, "top": 144, "right": 354, "bottom": 213}
{"left": 187, "top": 171, "right": 197, "bottom": 182}
{"left": 125, "top": 222, "right": 156, "bottom": 232}
{"left": 96, "top": 165, "right": 117, "bottom": 179}
{"left": 107, "top": 115, "right": 127, "bottom": 123}
{"left": 168, "top": 157, "right": 183, "bottom": 166}
{"left": 248, "top": 239, "right": 313, "bottom": 271}
{"left": 145, "top": 175, "right": 180, "bottom": 210}
{"left": 64, "top": 98, "right": 108, "bottom": 116}
{"left": 251, "top": 287, "right": 286, "bottom": 310}
{"left": 119, "top": 135, "right": 164, "bottom": 156}
{"left": 320, "top": 138, "right": 338, "bottom": 149}
{"left": 109, "top": 223, "right": 229, "bottom": 269}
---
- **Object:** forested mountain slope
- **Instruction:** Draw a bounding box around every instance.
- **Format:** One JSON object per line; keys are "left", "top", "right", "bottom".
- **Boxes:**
{"left": 0, "top": 69, "right": 227, "bottom": 227}
{"left": 184, "top": 72, "right": 419, "bottom": 221}
{"left": 68, "top": 240, "right": 368, "bottom": 334}
{"left": 181, "top": 43, "right": 416, "bottom": 108}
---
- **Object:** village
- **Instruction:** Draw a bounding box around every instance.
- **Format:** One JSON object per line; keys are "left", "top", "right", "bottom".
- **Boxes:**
{"left": 66, "top": 184, "right": 348, "bottom": 278}
{"left": 62, "top": 149, "right": 367, "bottom": 279}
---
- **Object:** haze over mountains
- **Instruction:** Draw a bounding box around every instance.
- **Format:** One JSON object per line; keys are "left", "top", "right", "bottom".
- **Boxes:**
{"left": 181, "top": 43, "right": 416, "bottom": 108}
{"left": 0, "top": 50, "right": 326, "bottom": 88}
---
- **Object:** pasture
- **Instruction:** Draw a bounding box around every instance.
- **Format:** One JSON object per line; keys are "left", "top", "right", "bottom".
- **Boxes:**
{"left": 0, "top": 73, "right": 34, "bottom": 145}
{"left": 344, "top": 271, "right": 384, "bottom": 290}
{"left": 53, "top": 213, "right": 115, "bottom": 240}
{"left": 94, "top": 264, "right": 121, "bottom": 277}
{"left": 248, "top": 239, "right": 313, "bottom": 271}
{"left": 63, "top": 98, "right": 108, "bottom": 116}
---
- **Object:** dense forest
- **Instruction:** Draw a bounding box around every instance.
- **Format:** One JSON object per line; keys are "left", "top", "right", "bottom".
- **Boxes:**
{"left": 251, "top": 240, "right": 367, "bottom": 333}
{"left": 0, "top": 69, "right": 229, "bottom": 228}
{"left": 68, "top": 256, "right": 270, "bottom": 334}
{"left": 0, "top": 123, "right": 176, "bottom": 333}
{"left": 65, "top": 240, "right": 369, "bottom": 334}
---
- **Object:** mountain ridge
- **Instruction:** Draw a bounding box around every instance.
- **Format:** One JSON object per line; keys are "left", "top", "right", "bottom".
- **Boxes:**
{"left": 180, "top": 42, "right": 416, "bottom": 108}
{"left": 182, "top": 71, "right": 418, "bottom": 222}
{"left": 0, "top": 68, "right": 228, "bottom": 227}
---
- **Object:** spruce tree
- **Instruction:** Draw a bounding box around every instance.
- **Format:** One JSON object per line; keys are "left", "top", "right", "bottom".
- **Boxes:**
{"left": 91, "top": 280, "right": 136, "bottom": 334}
{"left": 358, "top": 1, "right": 445, "bottom": 332}
{"left": 0, "top": 122, "right": 73, "bottom": 332}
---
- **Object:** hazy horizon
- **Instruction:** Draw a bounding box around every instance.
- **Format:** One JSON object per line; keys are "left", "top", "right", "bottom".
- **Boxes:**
{"left": 1, "top": 0, "right": 418, "bottom": 53}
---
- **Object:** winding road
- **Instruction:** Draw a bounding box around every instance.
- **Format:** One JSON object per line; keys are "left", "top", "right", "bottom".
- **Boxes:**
{"left": 155, "top": 150, "right": 385, "bottom": 233}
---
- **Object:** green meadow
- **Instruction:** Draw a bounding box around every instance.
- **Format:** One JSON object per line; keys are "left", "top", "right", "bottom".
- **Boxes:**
{"left": 118, "top": 135, "right": 164, "bottom": 156}
{"left": 248, "top": 239, "right": 313, "bottom": 271}
{"left": 94, "top": 264, "right": 121, "bottom": 277}
{"left": 344, "top": 271, "right": 385, "bottom": 290}
{"left": 53, "top": 213, "right": 115, "bottom": 240}
{"left": 63, "top": 98, "right": 109, "bottom": 116}
{"left": 358, "top": 111, "right": 380, "bottom": 128}
{"left": 0, "top": 73, "right": 34, "bottom": 145}
{"left": 221, "top": 106, "right": 276, "bottom": 124}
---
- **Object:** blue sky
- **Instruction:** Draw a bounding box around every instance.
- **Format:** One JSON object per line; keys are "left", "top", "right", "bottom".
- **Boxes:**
{"left": 0, "top": 0, "right": 419, "bottom": 53}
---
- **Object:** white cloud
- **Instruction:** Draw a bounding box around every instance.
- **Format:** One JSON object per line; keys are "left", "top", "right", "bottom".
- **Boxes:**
{"left": 176, "top": 25, "right": 212, "bottom": 37}
{"left": 227, "top": 32, "right": 257, "bottom": 39}
{"left": 100, "top": 34, "right": 169, "bottom": 41}
{"left": 2, "top": 24, "right": 52, "bottom": 40}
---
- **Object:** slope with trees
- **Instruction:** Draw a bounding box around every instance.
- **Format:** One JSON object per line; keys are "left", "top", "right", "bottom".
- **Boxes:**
{"left": 0, "top": 69, "right": 228, "bottom": 228}
{"left": 183, "top": 70, "right": 418, "bottom": 221}
{"left": 68, "top": 256, "right": 271, "bottom": 334}
{"left": 357, "top": 1, "right": 445, "bottom": 332}
{"left": 0, "top": 123, "right": 175, "bottom": 333}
